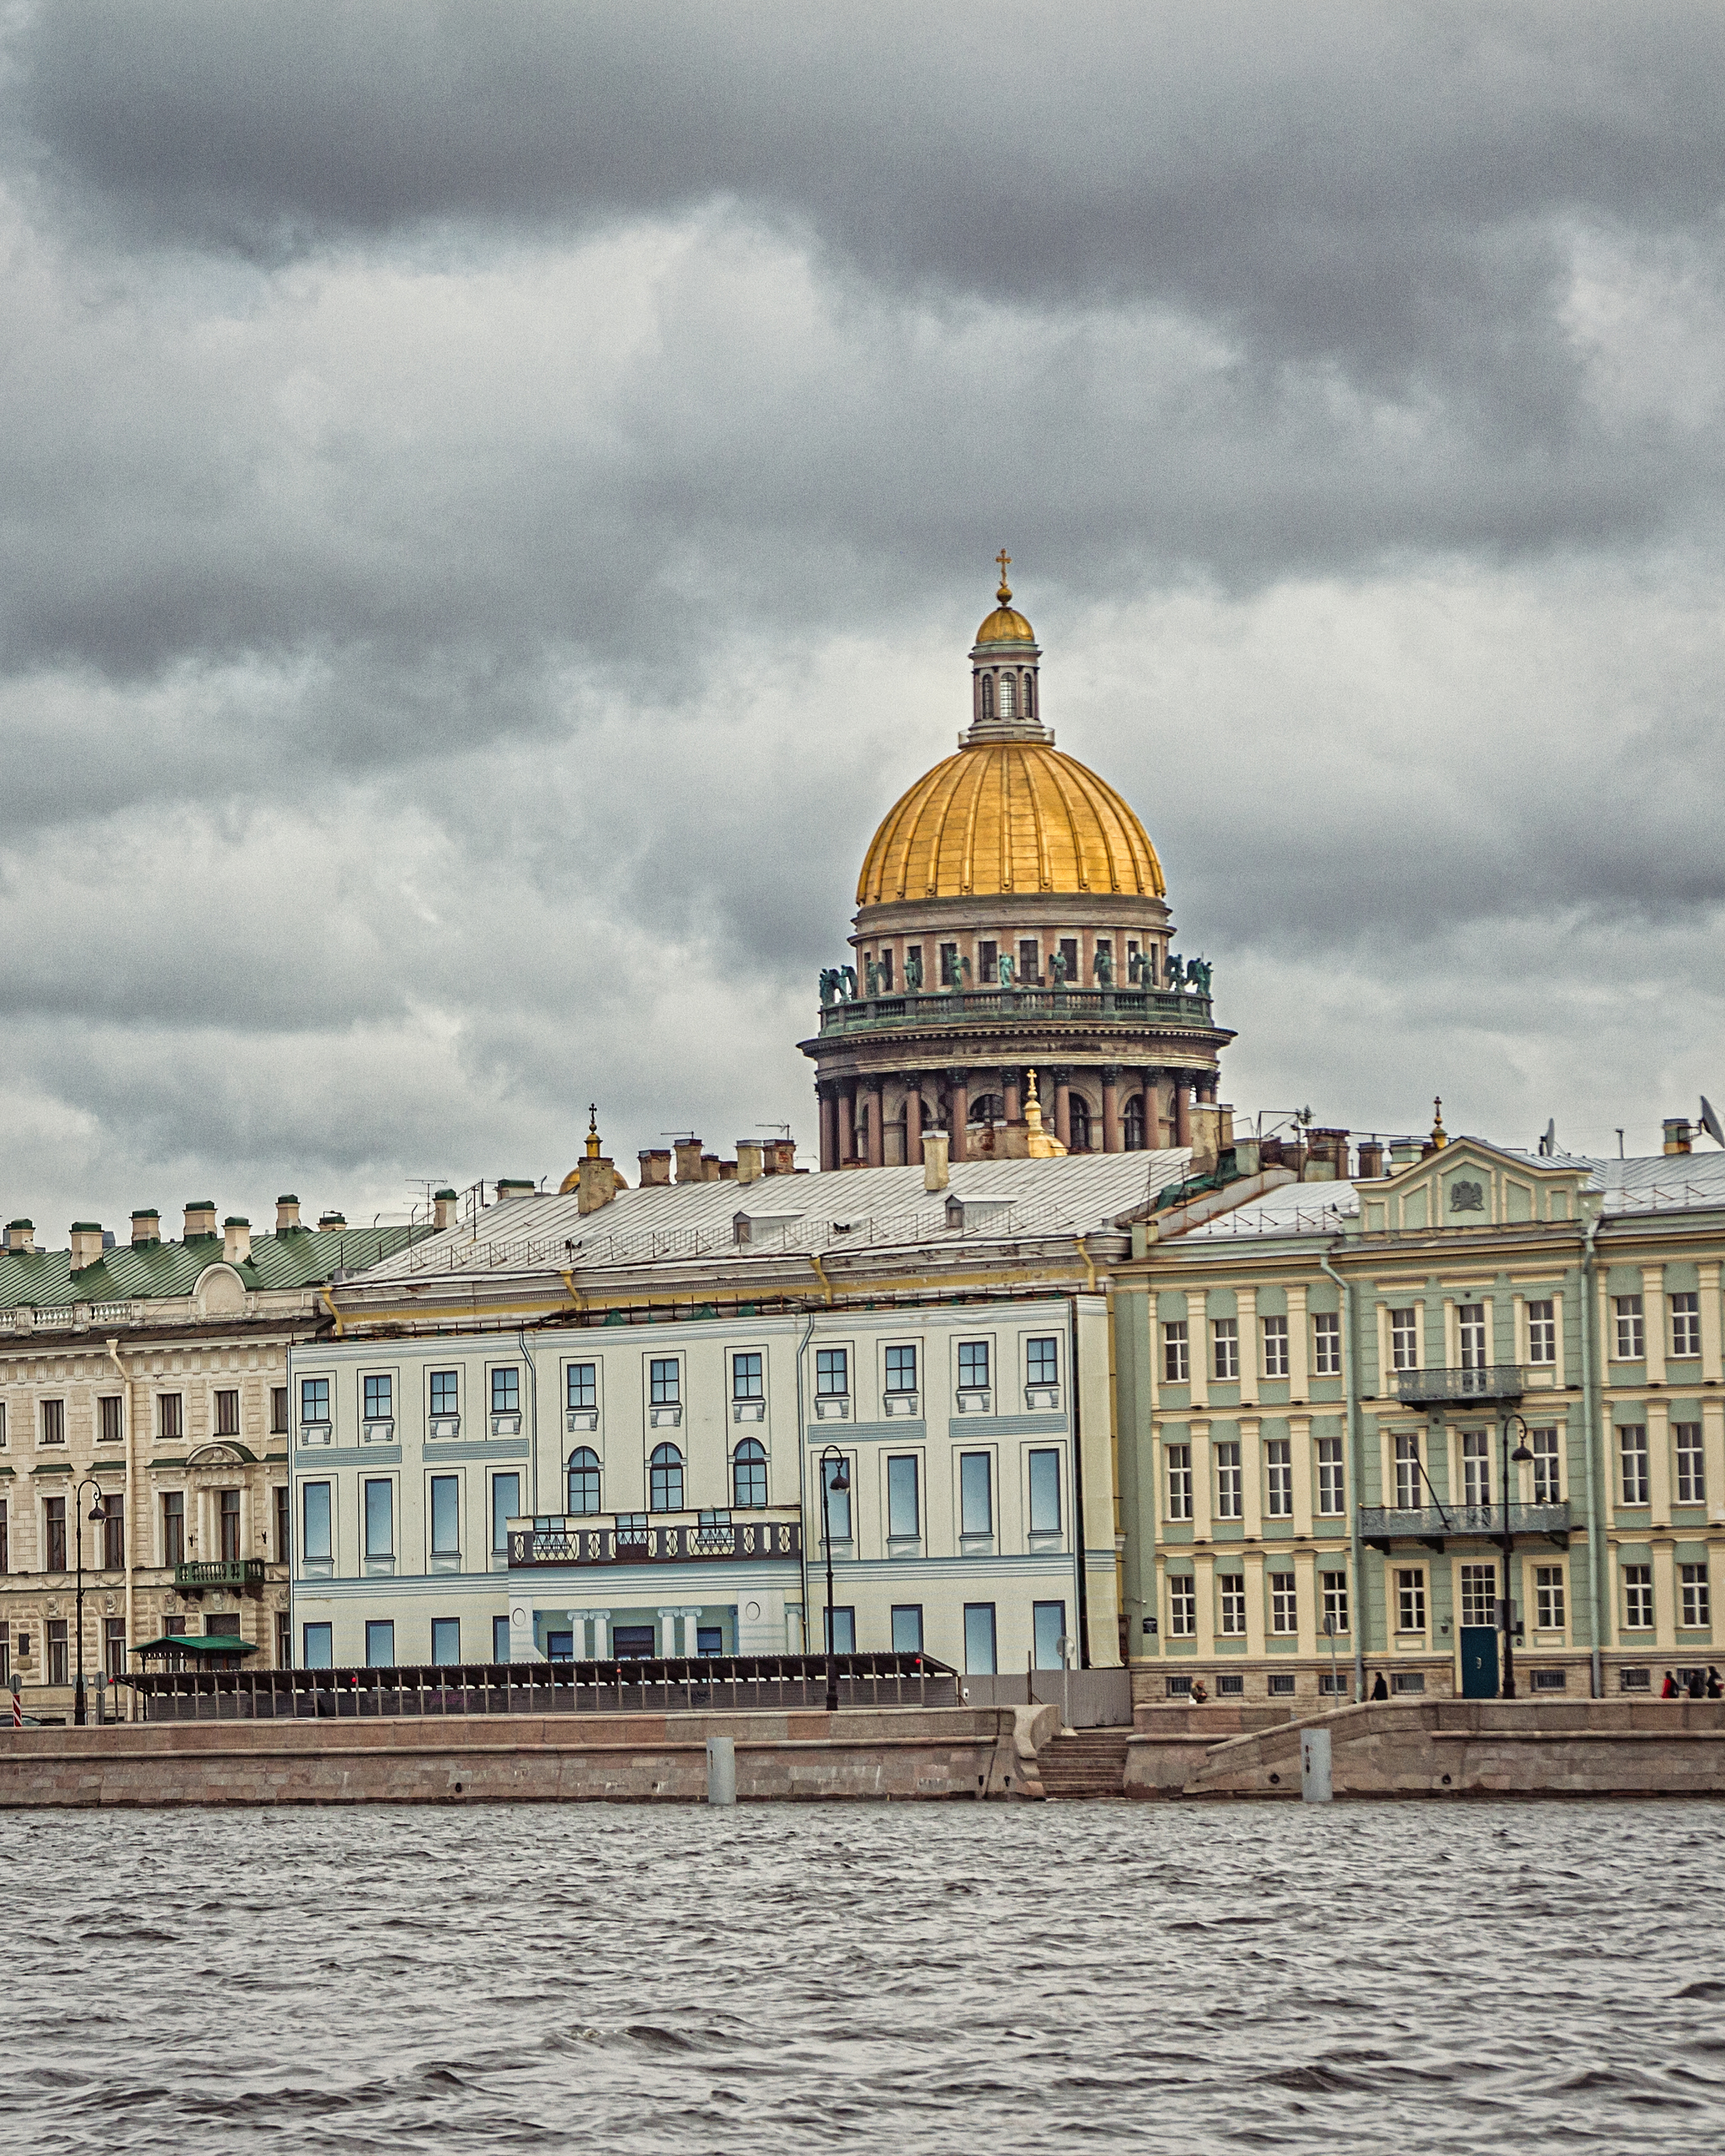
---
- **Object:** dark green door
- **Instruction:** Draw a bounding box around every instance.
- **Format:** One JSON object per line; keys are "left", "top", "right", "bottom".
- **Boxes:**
{"left": 1460, "top": 1626, "right": 1499, "bottom": 1698}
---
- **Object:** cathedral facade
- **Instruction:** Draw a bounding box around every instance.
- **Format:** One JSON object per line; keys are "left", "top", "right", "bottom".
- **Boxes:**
{"left": 801, "top": 568, "right": 1232, "bottom": 1169}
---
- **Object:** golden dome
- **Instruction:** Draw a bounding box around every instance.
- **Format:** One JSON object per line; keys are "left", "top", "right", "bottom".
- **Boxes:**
{"left": 857, "top": 740, "right": 1165, "bottom": 904}
{"left": 975, "top": 603, "right": 1036, "bottom": 645}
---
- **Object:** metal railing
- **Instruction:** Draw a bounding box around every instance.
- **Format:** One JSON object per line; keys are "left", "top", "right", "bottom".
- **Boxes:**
{"left": 1359, "top": 1501, "right": 1570, "bottom": 1547}
{"left": 1394, "top": 1365, "right": 1525, "bottom": 1406}
{"left": 510, "top": 1508, "right": 802, "bottom": 1567}
{"left": 174, "top": 1558, "right": 267, "bottom": 1589}
{"left": 816, "top": 985, "right": 1215, "bottom": 1035}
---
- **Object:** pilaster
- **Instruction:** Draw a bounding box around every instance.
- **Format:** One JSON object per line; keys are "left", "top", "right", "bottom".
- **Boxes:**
{"left": 1699, "top": 1262, "right": 1722, "bottom": 1383}
{"left": 1286, "top": 1283, "right": 1310, "bottom": 1397}
{"left": 1290, "top": 1413, "right": 1314, "bottom": 1537}
{"left": 1239, "top": 1414, "right": 1263, "bottom": 1538}
{"left": 1242, "top": 1548, "right": 1266, "bottom": 1657}
{"left": 1642, "top": 1265, "right": 1667, "bottom": 1385}
{"left": 1647, "top": 1399, "right": 1672, "bottom": 1524}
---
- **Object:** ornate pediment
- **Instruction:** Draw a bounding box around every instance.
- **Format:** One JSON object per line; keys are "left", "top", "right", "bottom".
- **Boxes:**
{"left": 1355, "top": 1138, "right": 1588, "bottom": 1235}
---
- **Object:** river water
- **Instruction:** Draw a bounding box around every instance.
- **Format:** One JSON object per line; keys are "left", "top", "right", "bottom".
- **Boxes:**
{"left": 8, "top": 1799, "right": 1723, "bottom": 2153}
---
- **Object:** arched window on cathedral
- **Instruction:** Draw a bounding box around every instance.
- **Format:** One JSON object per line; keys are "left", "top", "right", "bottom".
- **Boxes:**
{"left": 1069, "top": 1093, "right": 1092, "bottom": 1152}
{"left": 980, "top": 673, "right": 994, "bottom": 721}
{"left": 1023, "top": 671, "right": 1034, "bottom": 718}
{"left": 1124, "top": 1094, "right": 1146, "bottom": 1150}
{"left": 998, "top": 671, "right": 1015, "bottom": 718}
{"left": 969, "top": 1092, "right": 1005, "bottom": 1126}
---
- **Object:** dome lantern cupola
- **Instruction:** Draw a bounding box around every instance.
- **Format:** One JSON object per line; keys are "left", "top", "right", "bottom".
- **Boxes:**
{"left": 968, "top": 549, "right": 1048, "bottom": 743}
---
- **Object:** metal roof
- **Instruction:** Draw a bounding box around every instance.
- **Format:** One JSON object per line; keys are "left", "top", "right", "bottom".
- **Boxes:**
{"left": 0, "top": 1221, "right": 433, "bottom": 1311}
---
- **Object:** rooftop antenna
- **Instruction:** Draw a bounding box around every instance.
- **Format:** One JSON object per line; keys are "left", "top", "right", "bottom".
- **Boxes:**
{"left": 756, "top": 1122, "right": 793, "bottom": 1139}
{"left": 1616, "top": 1129, "right": 1626, "bottom": 1160}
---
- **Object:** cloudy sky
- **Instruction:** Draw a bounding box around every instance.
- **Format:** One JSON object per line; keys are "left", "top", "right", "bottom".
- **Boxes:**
{"left": 3, "top": 1, "right": 1725, "bottom": 1240}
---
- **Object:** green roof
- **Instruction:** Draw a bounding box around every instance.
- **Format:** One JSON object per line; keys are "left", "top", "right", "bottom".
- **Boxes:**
{"left": 0, "top": 1220, "right": 435, "bottom": 1313}
{"left": 133, "top": 1634, "right": 259, "bottom": 1659}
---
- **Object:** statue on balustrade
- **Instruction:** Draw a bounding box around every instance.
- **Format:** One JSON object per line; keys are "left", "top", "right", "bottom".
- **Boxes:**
{"left": 841, "top": 964, "right": 857, "bottom": 1000}
{"left": 1165, "top": 953, "right": 1185, "bottom": 991}
{"left": 904, "top": 951, "right": 923, "bottom": 990}
{"left": 819, "top": 968, "right": 839, "bottom": 1006}
{"left": 865, "top": 957, "right": 881, "bottom": 997}
{"left": 1094, "top": 947, "right": 1114, "bottom": 987}
{"left": 1186, "top": 956, "right": 1212, "bottom": 995}
{"left": 997, "top": 953, "right": 1015, "bottom": 987}
{"left": 1049, "top": 949, "right": 1067, "bottom": 986}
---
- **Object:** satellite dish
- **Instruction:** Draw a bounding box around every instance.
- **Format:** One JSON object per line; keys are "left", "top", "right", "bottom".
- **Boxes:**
{"left": 1701, "top": 1097, "right": 1724, "bottom": 1148}
{"left": 1538, "top": 1118, "right": 1557, "bottom": 1157}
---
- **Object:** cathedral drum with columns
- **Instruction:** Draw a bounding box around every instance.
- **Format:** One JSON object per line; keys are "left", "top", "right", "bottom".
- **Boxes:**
{"left": 802, "top": 564, "right": 1233, "bottom": 1168}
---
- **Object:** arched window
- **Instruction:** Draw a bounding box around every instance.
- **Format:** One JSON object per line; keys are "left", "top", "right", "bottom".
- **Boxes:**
{"left": 1069, "top": 1093, "right": 1092, "bottom": 1152}
{"left": 969, "top": 1092, "right": 1004, "bottom": 1125}
{"left": 999, "top": 670, "right": 1015, "bottom": 718}
{"left": 1124, "top": 1094, "right": 1146, "bottom": 1150}
{"left": 566, "top": 1447, "right": 601, "bottom": 1515}
{"left": 733, "top": 1438, "right": 767, "bottom": 1509}
{"left": 980, "top": 673, "right": 994, "bottom": 720}
{"left": 649, "top": 1442, "right": 684, "bottom": 1513}
{"left": 1023, "top": 671, "right": 1034, "bottom": 718}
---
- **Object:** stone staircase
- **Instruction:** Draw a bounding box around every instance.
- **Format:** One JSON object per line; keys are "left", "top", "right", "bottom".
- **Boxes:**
{"left": 1037, "top": 1726, "right": 1131, "bottom": 1799}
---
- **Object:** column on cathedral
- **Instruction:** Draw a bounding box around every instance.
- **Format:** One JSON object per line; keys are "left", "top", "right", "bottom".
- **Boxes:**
{"left": 1174, "top": 1075, "right": 1193, "bottom": 1148}
{"left": 819, "top": 1083, "right": 838, "bottom": 1172}
{"left": 947, "top": 1068, "right": 969, "bottom": 1162}
{"left": 837, "top": 1083, "right": 856, "bottom": 1165}
{"left": 1101, "top": 1066, "right": 1121, "bottom": 1153}
{"left": 1142, "top": 1069, "right": 1164, "bottom": 1149}
{"left": 1002, "top": 1067, "right": 1021, "bottom": 1123}
{"left": 903, "top": 1075, "right": 923, "bottom": 1162}
{"left": 866, "top": 1078, "right": 885, "bottom": 1167}
{"left": 1052, "top": 1068, "right": 1071, "bottom": 1151}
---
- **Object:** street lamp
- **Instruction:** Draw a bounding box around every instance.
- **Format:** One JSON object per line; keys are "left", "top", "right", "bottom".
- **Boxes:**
{"left": 1499, "top": 1413, "right": 1535, "bottom": 1700}
{"left": 72, "top": 1477, "right": 106, "bottom": 1728}
{"left": 818, "top": 1444, "right": 851, "bottom": 1714}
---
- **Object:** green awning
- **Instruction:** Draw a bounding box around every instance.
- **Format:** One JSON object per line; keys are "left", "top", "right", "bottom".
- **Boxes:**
{"left": 133, "top": 1634, "right": 259, "bottom": 1660}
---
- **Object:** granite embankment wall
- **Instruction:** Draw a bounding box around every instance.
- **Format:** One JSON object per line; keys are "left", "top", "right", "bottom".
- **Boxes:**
{"left": 0, "top": 1705, "right": 1058, "bottom": 1808}
{"left": 1124, "top": 1699, "right": 1725, "bottom": 1798}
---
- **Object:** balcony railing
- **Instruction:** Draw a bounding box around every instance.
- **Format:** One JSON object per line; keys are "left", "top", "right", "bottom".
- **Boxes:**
{"left": 174, "top": 1558, "right": 267, "bottom": 1589}
{"left": 1359, "top": 1502, "right": 1570, "bottom": 1550}
{"left": 1394, "top": 1365, "right": 1524, "bottom": 1407}
{"left": 815, "top": 985, "right": 1214, "bottom": 1036}
{"left": 509, "top": 1506, "right": 802, "bottom": 1568}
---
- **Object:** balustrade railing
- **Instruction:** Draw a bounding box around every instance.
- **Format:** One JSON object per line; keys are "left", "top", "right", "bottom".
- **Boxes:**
{"left": 816, "top": 986, "right": 1214, "bottom": 1034}
{"left": 1359, "top": 1502, "right": 1570, "bottom": 1548}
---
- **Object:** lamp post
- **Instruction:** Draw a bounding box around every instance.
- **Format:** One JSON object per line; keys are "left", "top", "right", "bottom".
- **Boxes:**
{"left": 1499, "top": 1414, "right": 1535, "bottom": 1700}
{"left": 818, "top": 1444, "right": 850, "bottom": 1714}
{"left": 72, "top": 1476, "right": 105, "bottom": 1727}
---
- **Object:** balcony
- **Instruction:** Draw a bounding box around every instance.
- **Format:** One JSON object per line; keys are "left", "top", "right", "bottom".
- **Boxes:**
{"left": 1359, "top": 1502, "right": 1570, "bottom": 1552}
{"left": 1394, "top": 1364, "right": 1524, "bottom": 1408}
{"left": 509, "top": 1506, "right": 802, "bottom": 1569}
{"left": 814, "top": 985, "right": 1215, "bottom": 1038}
{"left": 174, "top": 1559, "right": 267, "bottom": 1590}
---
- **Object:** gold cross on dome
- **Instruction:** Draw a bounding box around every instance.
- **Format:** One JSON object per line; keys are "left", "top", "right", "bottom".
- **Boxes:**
{"left": 995, "top": 547, "right": 1012, "bottom": 599}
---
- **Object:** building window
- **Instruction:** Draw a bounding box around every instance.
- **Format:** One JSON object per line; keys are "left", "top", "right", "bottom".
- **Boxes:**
{"left": 1312, "top": 1311, "right": 1342, "bottom": 1376}
{"left": 273, "top": 1611, "right": 290, "bottom": 1668}
{"left": 302, "top": 1482, "right": 332, "bottom": 1564}
{"left": 1215, "top": 1442, "right": 1242, "bottom": 1520}
{"left": 1202, "top": 1572, "right": 1236, "bottom": 1636}
{"left": 998, "top": 670, "right": 1015, "bottom": 718}
{"left": 99, "top": 1396, "right": 124, "bottom": 1447}
{"left": 430, "top": 1370, "right": 459, "bottom": 1417}
{"left": 1396, "top": 1568, "right": 1427, "bottom": 1633}
{"left": 158, "top": 1393, "right": 184, "bottom": 1441}
{"left": 430, "top": 1475, "right": 460, "bottom": 1556}
{"left": 1211, "top": 1319, "right": 1239, "bottom": 1381}
{"left": 101, "top": 1496, "right": 125, "bottom": 1572}
{"left": 885, "top": 1344, "right": 917, "bottom": 1396}
{"left": 960, "top": 1452, "right": 993, "bottom": 1537}
{"left": 365, "top": 1620, "right": 395, "bottom": 1668}
{"left": 1123, "top": 1096, "right": 1146, "bottom": 1150}
{"left": 102, "top": 1618, "right": 125, "bottom": 1681}
{"left": 1166, "top": 1444, "right": 1193, "bottom": 1521}
{"left": 270, "top": 1386, "right": 288, "bottom": 1434}
{"left": 1461, "top": 1430, "right": 1491, "bottom": 1509}
{"left": 1162, "top": 1321, "right": 1190, "bottom": 1384}
{"left": 1316, "top": 1436, "right": 1345, "bottom": 1515}
{"left": 41, "top": 1398, "right": 66, "bottom": 1446}
{"left": 1389, "top": 1309, "right": 1418, "bottom": 1372}
{"left": 491, "top": 1367, "right": 521, "bottom": 1416}
{"left": 732, "top": 1438, "right": 767, "bottom": 1510}
{"left": 1017, "top": 938, "right": 1039, "bottom": 985}
{"left": 886, "top": 1454, "right": 920, "bottom": 1539}
{"left": 823, "top": 1606, "right": 856, "bottom": 1654}
{"left": 215, "top": 1487, "right": 238, "bottom": 1561}
{"left": 1394, "top": 1432, "right": 1423, "bottom": 1509}
{"left": 809, "top": 1349, "right": 848, "bottom": 1404}
{"left": 1535, "top": 1565, "right": 1565, "bottom": 1630}
{"left": 1670, "top": 1291, "right": 1701, "bottom": 1358}
{"left": 977, "top": 940, "right": 998, "bottom": 985}
{"left": 1457, "top": 1303, "right": 1487, "bottom": 1371}
{"left": 939, "top": 941, "right": 960, "bottom": 987}
{"left": 1167, "top": 1574, "right": 1197, "bottom": 1636}
{"left": 1261, "top": 1316, "right": 1289, "bottom": 1379}
{"left": 1530, "top": 1427, "right": 1562, "bottom": 1504}
{"left": 649, "top": 1443, "right": 685, "bottom": 1513}
{"left": 363, "top": 1374, "right": 393, "bottom": 1422}
{"left": 1620, "top": 1426, "right": 1650, "bottom": 1507}
{"left": 431, "top": 1618, "right": 461, "bottom": 1666}
{"left": 0, "top": 1500, "right": 7, "bottom": 1574}
{"left": 1268, "top": 1572, "right": 1297, "bottom": 1635}
{"left": 1029, "top": 1599, "right": 1063, "bottom": 1669}
{"left": 891, "top": 1604, "right": 923, "bottom": 1652}
{"left": 819, "top": 1454, "right": 852, "bottom": 1541}
{"left": 731, "top": 1353, "right": 763, "bottom": 1402}
{"left": 0, "top": 1404, "right": 6, "bottom": 1451}
{"left": 491, "top": 1474, "right": 521, "bottom": 1555}
{"left": 1322, "top": 1570, "right": 1349, "bottom": 1635}
{"left": 958, "top": 1341, "right": 990, "bottom": 1392}
{"left": 1026, "top": 1336, "right": 1059, "bottom": 1390}
{"left": 1680, "top": 1563, "right": 1711, "bottom": 1630}
{"left": 47, "top": 1619, "right": 68, "bottom": 1686}
{"left": 1028, "top": 1448, "right": 1061, "bottom": 1534}
{"left": 1675, "top": 1423, "right": 1706, "bottom": 1506}
{"left": 954, "top": 1603, "right": 992, "bottom": 1672}
{"left": 1526, "top": 1299, "right": 1556, "bottom": 1364}
{"left": 1613, "top": 1295, "right": 1645, "bottom": 1361}
{"left": 1623, "top": 1564, "right": 1654, "bottom": 1630}
{"left": 300, "top": 1377, "right": 330, "bottom": 1425}
{"left": 1460, "top": 1562, "right": 1497, "bottom": 1628}
{"left": 1265, "top": 1438, "right": 1293, "bottom": 1518}
{"left": 363, "top": 1481, "right": 393, "bottom": 1560}
{"left": 45, "top": 1495, "right": 67, "bottom": 1572}
{"left": 565, "top": 1447, "right": 601, "bottom": 1514}
{"left": 302, "top": 1622, "right": 333, "bottom": 1670}
{"left": 980, "top": 673, "right": 994, "bottom": 721}
{"left": 1069, "top": 1094, "right": 1092, "bottom": 1150}
{"left": 212, "top": 1389, "right": 239, "bottom": 1438}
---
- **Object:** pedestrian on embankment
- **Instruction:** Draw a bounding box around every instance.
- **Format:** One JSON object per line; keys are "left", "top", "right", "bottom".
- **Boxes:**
{"left": 1707, "top": 1668, "right": 1722, "bottom": 1700}
{"left": 1370, "top": 1673, "right": 1389, "bottom": 1702}
{"left": 1687, "top": 1669, "right": 1706, "bottom": 1700}
{"left": 1661, "top": 1670, "right": 1680, "bottom": 1699}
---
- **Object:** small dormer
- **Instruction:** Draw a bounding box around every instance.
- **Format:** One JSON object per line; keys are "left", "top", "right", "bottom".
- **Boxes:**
{"left": 1355, "top": 1136, "right": 1588, "bottom": 1235}
{"left": 945, "top": 1193, "right": 1015, "bottom": 1232}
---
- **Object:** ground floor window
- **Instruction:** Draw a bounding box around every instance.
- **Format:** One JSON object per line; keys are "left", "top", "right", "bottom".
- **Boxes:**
{"left": 302, "top": 1622, "right": 333, "bottom": 1669}
{"left": 493, "top": 1614, "right": 512, "bottom": 1663}
{"left": 1535, "top": 1566, "right": 1565, "bottom": 1630}
{"left": 431, "top": 1618, "right": 461, "bottom": 1664}
{"left": 366, "top": 1620, "right": 395, "bottom": 1668}
{"left": 824, "top": 1607, "right": 856, "bottom": 1654}
{"left": 964, "top": 1603, "right": 996, "bottom": 1674}
{"left": 1033, "top": 1601, "right": 1065, "bottom": 1669}
{"left": 697, "top": 1626, "right": 724, "bottom": 1657}
{"left": 1268, "top": 1670, "right": 1295, "bottom": 1695}
{"left": 47, "top": 1619, "right": 68, "bottom": 1686}
{"left": 104, "top": 1619, "right": 126, "bottom": 1681}
{"left": 1167, "top": 1574, "right": 1197, "bottom": 1638}
{"left": 1318, "top": 1671, "right": 1349, "bottom": 1696}
{"left": 1397, "top": 1569, "right": 1426, "bottom": 1634}
{"left": 891, "top": 1605, "right": 923, "bottom": 1653}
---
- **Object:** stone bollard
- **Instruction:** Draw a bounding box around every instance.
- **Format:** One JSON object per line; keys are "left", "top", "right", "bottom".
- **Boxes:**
{"left": 1300, "top": 1726, "right": 1332, "bottom": 1803}
{"left": 707, "top": 1735, "right": 736, "bottom": 1806}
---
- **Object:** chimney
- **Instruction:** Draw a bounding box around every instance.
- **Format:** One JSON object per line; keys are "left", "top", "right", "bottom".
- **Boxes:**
{"left": 223, "top": 1217, "right": 253, "bottom": 1264}
{"left": 131, "top": 1209, "right": 161, "bottom": 1246}
{"left": 1664, "top": 1118, "right": 1694, "bottom": 1155}
{"left": 735, "top": 1140, "right": 764, "bottom": 1186}
{"left": 275, "top": 1195, "right": 302, "bottom": 1234}
{"left": 1189, "top": 1104, "right": 1221, "bottom": 1174}
{"left": 69, "top": 1222, "right": 104, "bottom": 1273}
{"left": 318, "top": 1210, "right": 347, "bottom": 1233}
{"left": 675, "top": 1139, "right": 705, "bottom": 1184}
{"left": 922, "top": 1129, "right": 950, "bottom": 1192}
{"left": 638, "top": 1149, "right": 672, "bottom": 1187}
{"left": 1357, "top": 1139, "right": 1385, "bottom": 1179}
{"left": 3, "top": 1219, "right": 34, "bottom": 1254}
{"left": 496, "top": 1178, "right": 535, "bottom": 1201}
{"left": 770, "top": 1137, "right": 796, "bottom": 1177}
{"left": 577, "top": 1155, "right": 619, "bottom": 1216}
{"left": 702, "top": 1153, "right": 722, "bottom": 1182}
{"left": 184, "top": 1201, "right": 218, "bottom": 1241}
{"left": 717, "top": 1158, "right": 738, "bottom": 1181}
{"left": 432, "top": 1187, "right": 459, "bottom": 1230}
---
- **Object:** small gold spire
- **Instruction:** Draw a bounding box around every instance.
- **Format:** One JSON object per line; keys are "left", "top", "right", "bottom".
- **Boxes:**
{"left": 1023, "top": 1068, "right": 1067, "bottom": 1156}
{"left": 585, "top": 1103, "right": 602, "bottom": 1160}
{"left": 995, "top": 547, "right": 1012, "bottom": 601}
{"left": 1430, "top": 1095, "right": 1447, "bottom": 1150}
